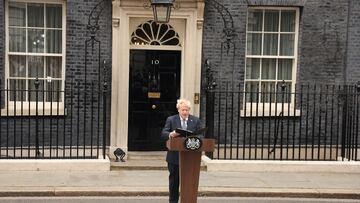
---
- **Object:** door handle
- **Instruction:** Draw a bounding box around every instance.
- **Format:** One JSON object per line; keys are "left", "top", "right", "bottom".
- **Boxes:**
{"left": 151, "top": 104, "right": 156, "bottom": 109}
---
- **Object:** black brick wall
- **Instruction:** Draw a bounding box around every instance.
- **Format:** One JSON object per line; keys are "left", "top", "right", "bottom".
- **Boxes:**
{"left": 0, "top": 0, "right": 359, "bottom": 153}
{"left": 201, "top": 0, "right": 357, "bottom": 92}
{"left": 0, "top": 0, "right": 112, "bottom": 150}
{"left": 200, "top": 0, "right": 359, "bottom": 103}
{"left": 200, "top": 0, "right": 360, "bottom": 148}
{"left": 66, "top": 0, "right": 112, "bottom": 83}
{"left": 299, "top": 0, "right": 349, "bottom": 84}
{"left": 346, "top": 0, "right": 360, "bottom": 83}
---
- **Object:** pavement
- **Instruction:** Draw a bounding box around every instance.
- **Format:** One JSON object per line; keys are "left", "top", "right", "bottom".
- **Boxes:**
{"left": 0, "top": 156, "right": 360, "bottom": 200}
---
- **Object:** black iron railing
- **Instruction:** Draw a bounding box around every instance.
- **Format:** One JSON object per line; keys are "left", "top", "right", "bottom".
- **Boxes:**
{"left": 0, "top": 79, "right": 108, "bottom": 159}
{"left": 206, "top": 82, "right": 360, "bottom": 161}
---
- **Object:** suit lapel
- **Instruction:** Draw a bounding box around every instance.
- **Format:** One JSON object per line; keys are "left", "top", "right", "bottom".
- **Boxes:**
{"left": 187, "top": 116, "right": 194, "bottom": 131}
{"left": 174, "top": 115, "right": 181, "bottom": 129}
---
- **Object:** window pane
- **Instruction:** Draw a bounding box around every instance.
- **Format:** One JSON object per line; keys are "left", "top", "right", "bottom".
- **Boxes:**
{"left": 246, "top": 58, "right": 260, "bottom": 79}
{"left": 261, "top": 82, "right": 276, "bottom": 103}
{"left": 28, "top": 29, "right": 45, "bottom": 53}
{"left": 263, "top": 34, "right": 278, "bottom": 55}
{"left": 9, "top": 28, "right": 26, "bottom": 52}
{"left": 46, "top": 4, "right": 62, "bottom": 28}
{"left": 28, "top": 80, "right": 44, "bottom": 102}
{"left": 248, "top": 10, "right": 262, "bottom": 31}
{"left": 9, "top": 79, "right": 26, "bottom": 101}
{"left": 9, "top": 55, "right": 26, "bottom": 77}
{"left": 245, "top": 82, "right": 259, "bottom": 103}
{"left": 46, "top": 80, "right": 62, "bottom": 102}
{"left": 264, "top": 10, "right": 279, "bottom": 32}
{"left": 9, "top": 2, "right": 26, "bottom": 26}
{"left": 261, "top": 59, "right": 276, "bottom": 79}
{"left": 247, "top": 33, "right": 262, "bottom": 55}
{"left": 278, "top": 59, "right": 293, "bottom": 80}
{"left": 280, "top": 34, "right": 294, "bottom": 56}
{"left": 46, "top": 30, "right": 62, "bottom": 53}
{"left": 28, "top": 3, "right": 44, "bottom": 27}
{"left": 46, "top": 57, "right": 62, "bottom": 78}
{"left": 28, "top": 56, "right": 44, "bottom": 78}
{"left": 281, "top": 11, "right": 296, "bottom": 32}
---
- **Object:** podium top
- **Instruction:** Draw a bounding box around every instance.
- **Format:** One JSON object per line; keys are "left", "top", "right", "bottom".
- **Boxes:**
{"left": 166, "top": 137, "right": 215, "bottom": 152}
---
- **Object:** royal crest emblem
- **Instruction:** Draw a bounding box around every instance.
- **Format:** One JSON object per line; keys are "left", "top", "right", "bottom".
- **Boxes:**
{"left": 184, "top": 136, "right": 202, "bottom": 150}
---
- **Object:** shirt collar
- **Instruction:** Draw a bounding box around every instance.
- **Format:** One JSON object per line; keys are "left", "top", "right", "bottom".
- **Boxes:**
{"left": 179, "top": 115, "right": 188, "bottom": 121}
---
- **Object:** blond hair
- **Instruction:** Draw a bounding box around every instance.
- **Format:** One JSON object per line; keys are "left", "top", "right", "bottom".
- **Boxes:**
{"left": 176, "top": 99, "right": 191, "bottom": 109}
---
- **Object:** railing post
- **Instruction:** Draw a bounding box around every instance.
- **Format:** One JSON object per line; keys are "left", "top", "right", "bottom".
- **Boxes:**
{"left": 34, "top": 78, "right": 41, "bottom": 158}
{"left": 102, "top": 60, "right": 108, "bottom": 159}
{"left": 355, "top": 82, "right": 360, "bottom": 161}
{"left": 205, "top": 59, "right": 216, "bottom": 159}
{"left": 341, "top": 85, "right": 348, "bottom": 161}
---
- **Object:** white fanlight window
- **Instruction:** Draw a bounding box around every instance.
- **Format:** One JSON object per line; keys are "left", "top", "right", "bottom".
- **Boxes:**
{"left": 5, "top": 0, "right": 66, "bottom": 105}
{"left": 130, "top": 20, "right": 181, "bottom": 46}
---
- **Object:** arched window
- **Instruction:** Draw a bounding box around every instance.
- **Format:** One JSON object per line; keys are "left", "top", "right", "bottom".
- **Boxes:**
{"left": 130, "top": 20, "right": 181, "bottom": 46}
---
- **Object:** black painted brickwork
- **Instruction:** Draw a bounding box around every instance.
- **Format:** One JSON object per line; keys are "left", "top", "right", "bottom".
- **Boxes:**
{"left": 200, "top": 0, "right": 360, "bottom": 148}
{"left": 0, "top": 0, "right": 112, "bottom": 149}
{"left": 201, "top": 0, "right": 360, "bottom": 92}
{"left": 347, "top": 0, "right": 360, "bottom": 83}
{"left": 0, "top": 0, "right": 359, "bottom": 152}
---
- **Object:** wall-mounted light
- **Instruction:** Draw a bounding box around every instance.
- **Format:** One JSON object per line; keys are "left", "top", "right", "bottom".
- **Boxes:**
{"left": 150, "top": 0, "right": 174, "bottom": 23}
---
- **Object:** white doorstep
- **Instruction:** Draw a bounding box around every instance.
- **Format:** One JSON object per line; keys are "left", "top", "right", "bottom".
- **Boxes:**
{"left": 0, "top": 156, "right": 110, "bottom": 171}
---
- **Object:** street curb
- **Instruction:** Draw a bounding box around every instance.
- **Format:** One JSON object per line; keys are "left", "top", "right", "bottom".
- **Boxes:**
{"left": 202, "top": 156, "right": 360, "bottom": 173}
{"left": 198, "top": 191, "right": 360, "bottom": 199}
{"left": 0, "top": 189, "right": 359, "bottom": 199}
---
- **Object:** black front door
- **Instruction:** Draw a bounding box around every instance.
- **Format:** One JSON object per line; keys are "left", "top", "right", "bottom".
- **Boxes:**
{"left": 128, "top": 50, "right": 181, "bottom": 151}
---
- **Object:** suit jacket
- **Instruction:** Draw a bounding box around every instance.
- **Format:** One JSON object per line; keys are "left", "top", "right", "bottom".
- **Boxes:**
{"left": 161, "top": 114, "right": 202, "bottom": 165}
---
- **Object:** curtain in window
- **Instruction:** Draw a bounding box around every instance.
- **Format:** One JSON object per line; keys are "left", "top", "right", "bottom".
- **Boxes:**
{"left": 247, "top": 33, "right": 262, "bottom": 55}
{"left": 246, "top": 58, "right": 260, "bottom": 79}
{"left": 28, "top": 3, "right": 44, "bottom": 27}
{"left": 245, "top": 9, "right": 297, "bottom": 103}
{"left": 46, "top": 4, "right": 62, "bottom": 53}
{"left": 264, "top": 10, "right": 279, "bottom": 32}
{"left": 248, "top": 10, "right": 262, "bottom": 31}
{"left": 280, "top": 34, "right": 294, "bottom": 56}
{"left": 261, "top": 59, "right": 276, "bottom": 79}
{"left": 263, "top": 34, "right": 277, "bottom": 55}
{"left": 9, "top": 28, "right": 26, "bottom": 52}
{"left": 7, "top": 2, "right": 64, "bottom": 102}
{"left": 46, "top": 57, "right": 62, "bottom": 79}
{"left": 278, "top": 59, "right": 293, "bottom": 80}
{"left": 281, "top": 11, "right": 295, "bottom": 32}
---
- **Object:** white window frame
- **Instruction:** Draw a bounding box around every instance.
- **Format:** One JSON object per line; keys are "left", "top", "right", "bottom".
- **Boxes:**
{"left": 3, "top": 0, "right": 66, "bottom": 115}
{"left": 243, "top": 7, "right": 300, "bottom": 117}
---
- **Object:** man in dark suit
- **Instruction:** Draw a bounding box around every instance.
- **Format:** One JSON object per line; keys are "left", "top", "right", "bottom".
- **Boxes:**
{"left": 161, "top": 99, "right": 202, "bottom": 203}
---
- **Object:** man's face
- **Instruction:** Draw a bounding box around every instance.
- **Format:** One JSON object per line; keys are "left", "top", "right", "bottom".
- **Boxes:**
{"left": 178, "top": 104, "right": 190, "bottom": 119}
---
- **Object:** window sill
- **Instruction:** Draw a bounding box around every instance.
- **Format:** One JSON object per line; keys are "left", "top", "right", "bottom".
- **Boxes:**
{"left": 241, "top": 109, "right": 301, "bottom": 117}
{"left": 240, "top": 103, "right": 301, "bottom": 117}
{"left": 0, "top": 108, "right": 66, "bottom": 117}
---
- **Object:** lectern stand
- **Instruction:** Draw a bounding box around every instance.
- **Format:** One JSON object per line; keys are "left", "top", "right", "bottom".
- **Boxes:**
{"left": 166, "top": 137, "right": 215, "bottom": 203}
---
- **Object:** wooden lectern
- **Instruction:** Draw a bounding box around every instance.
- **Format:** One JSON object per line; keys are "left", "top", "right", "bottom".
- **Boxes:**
{"left": 166, "top": 137, "right": 215, "bottom": 203}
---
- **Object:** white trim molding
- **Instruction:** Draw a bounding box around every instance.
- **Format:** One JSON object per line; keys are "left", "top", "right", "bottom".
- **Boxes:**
{"left": 111, "top": 0, "right": 205, "bottom": 154}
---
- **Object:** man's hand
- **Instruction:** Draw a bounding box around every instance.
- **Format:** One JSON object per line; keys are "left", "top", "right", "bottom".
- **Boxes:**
{"left": 169, "top": 130, "right": 180, "bottom": 138}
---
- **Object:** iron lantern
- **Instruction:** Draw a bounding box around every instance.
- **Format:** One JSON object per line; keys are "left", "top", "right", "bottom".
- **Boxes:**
{"left": 151, "top": 0, "right": 174, "bottom": 23}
